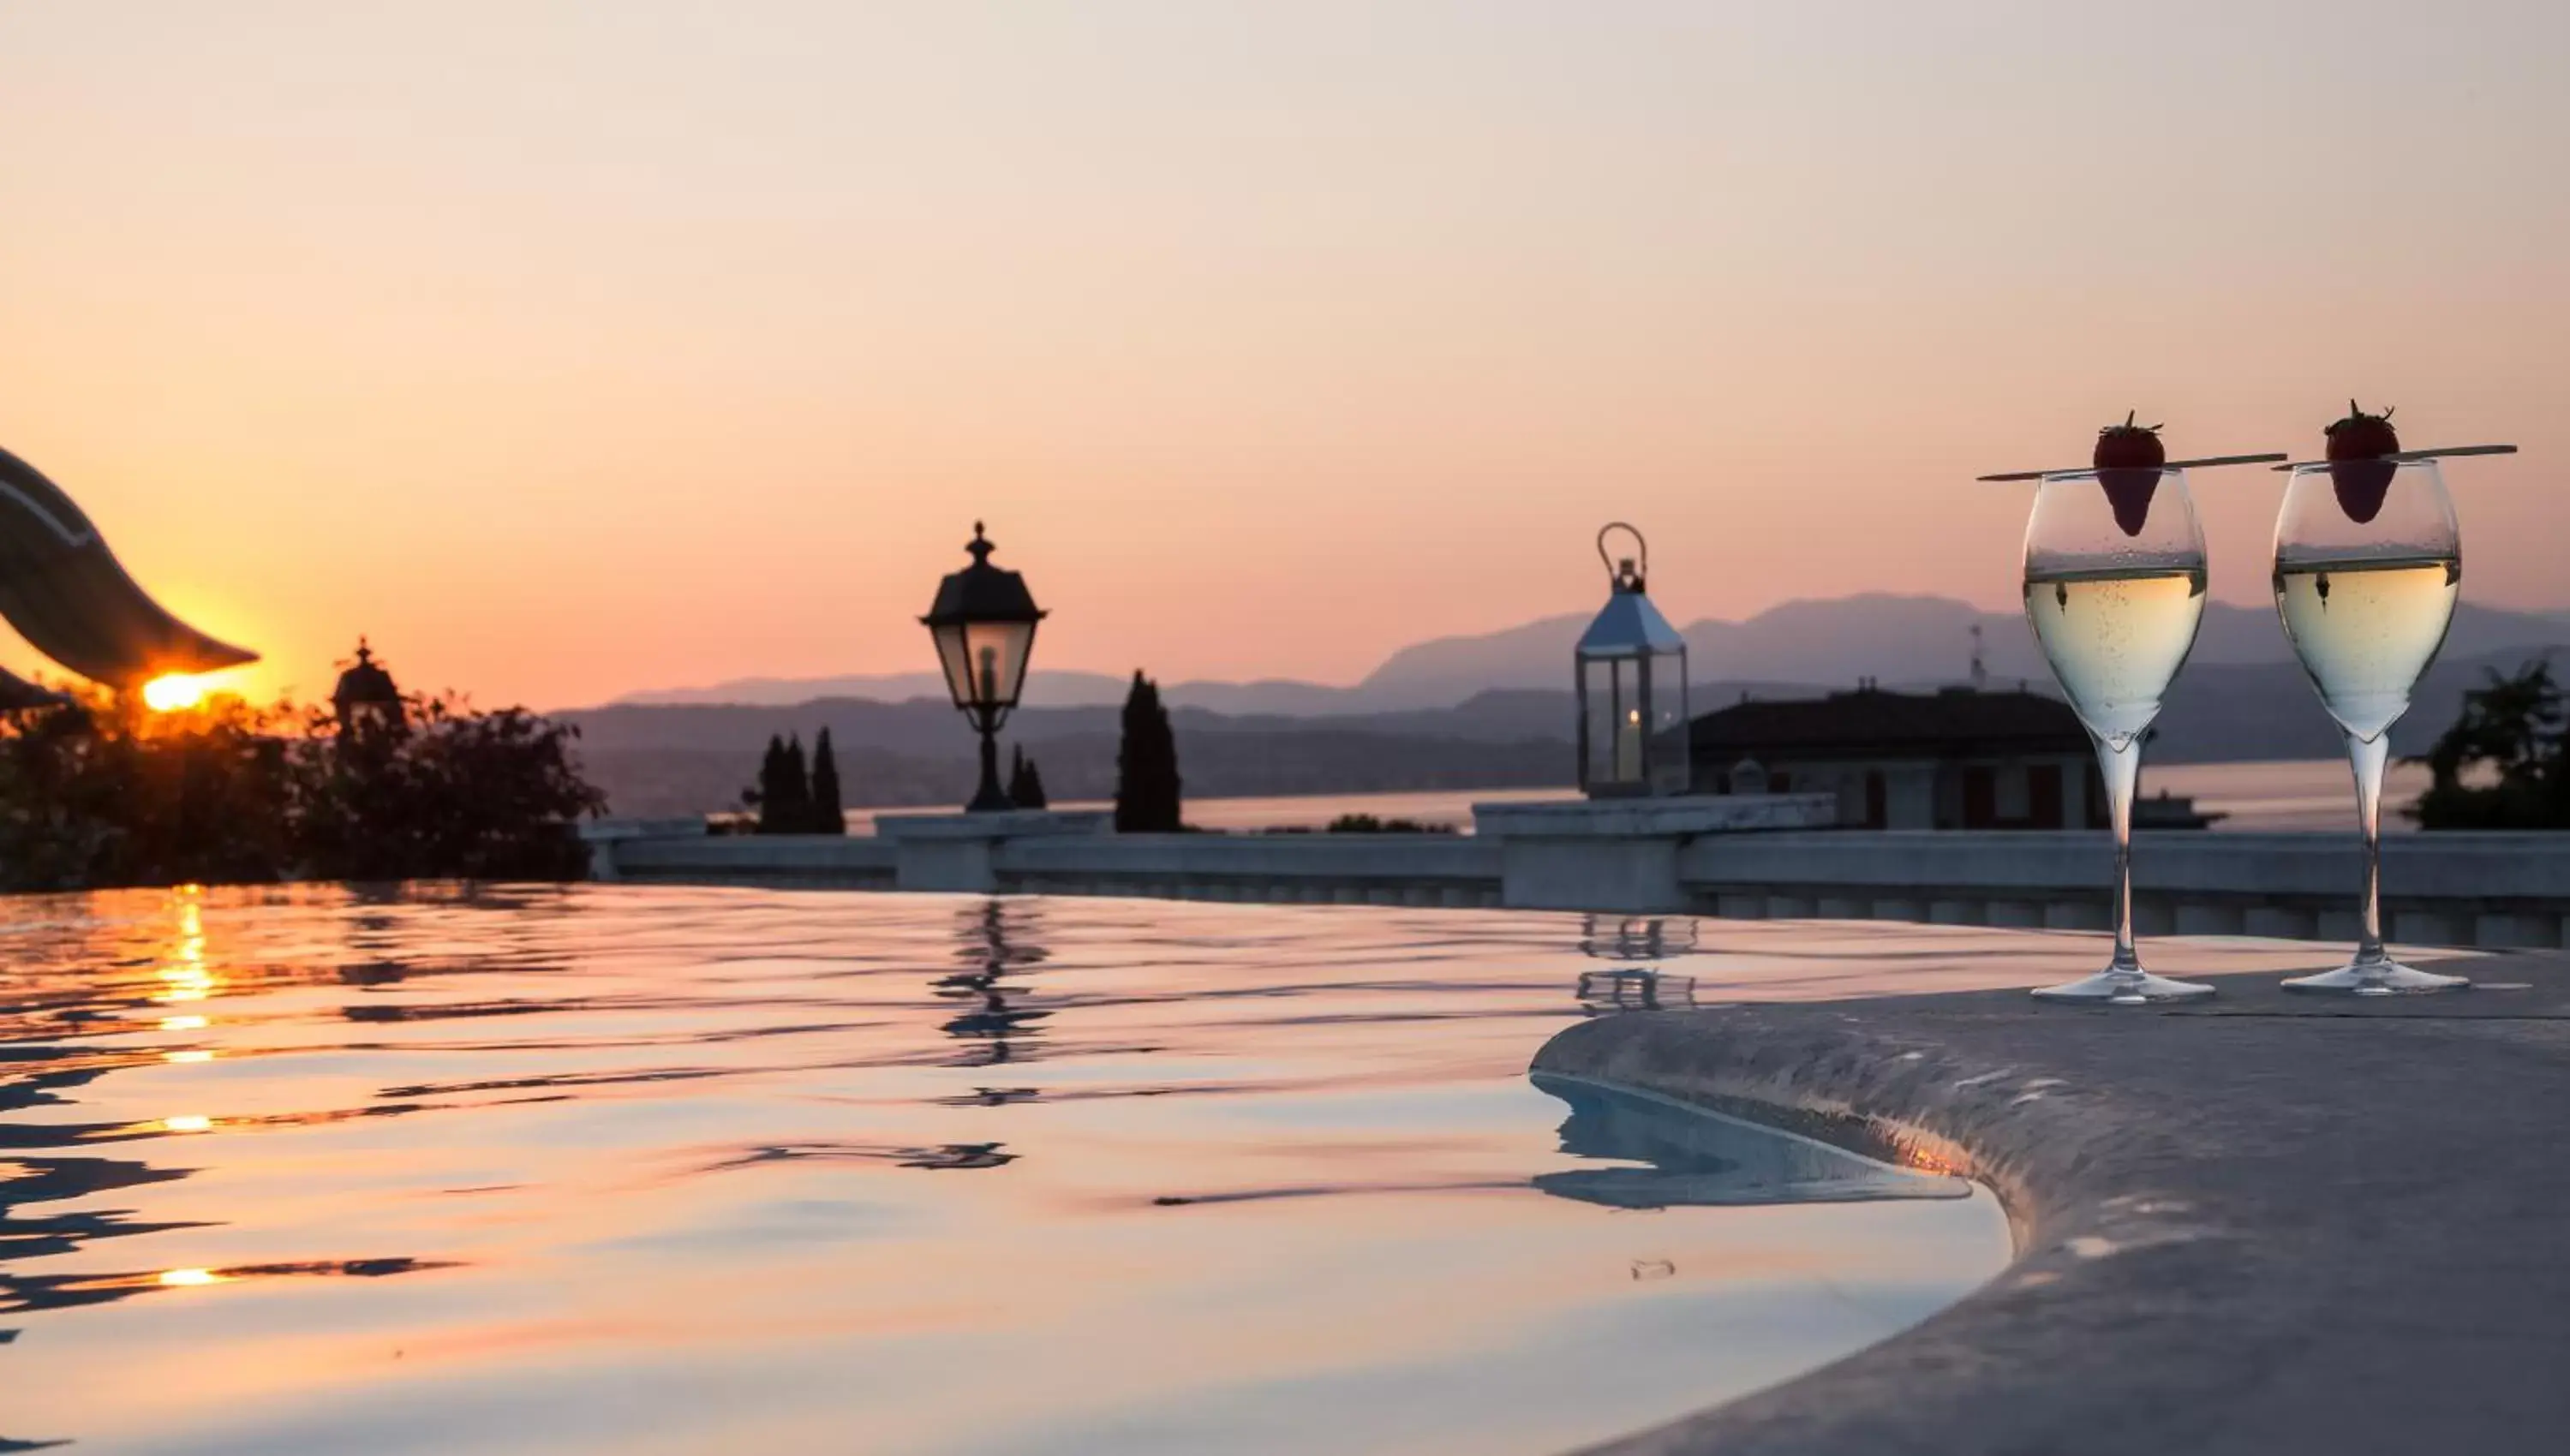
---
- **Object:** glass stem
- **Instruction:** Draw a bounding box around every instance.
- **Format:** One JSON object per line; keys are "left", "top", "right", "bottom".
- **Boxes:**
{"left": 2095, "top": 733, "right": 2142, "bottom": 978}
{"left": 2347, "top": 731, "right": 2389, "bottom": 968}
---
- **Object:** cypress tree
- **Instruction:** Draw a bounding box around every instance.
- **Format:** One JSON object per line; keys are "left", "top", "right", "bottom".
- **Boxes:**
{"left": 810, "top": 728, "right": 846, "bottom": 834}
{"left": 1008, "top": 746, "right": 1049, "bottom": 809}
{"left": 776, "top": 734, "right": 812, "bottom": 835}
{"left": 1114, "top": 671, "right": 1181, "bottom": 832}
{"left": 754, "top": 734, "right": 788, "bottom": 834}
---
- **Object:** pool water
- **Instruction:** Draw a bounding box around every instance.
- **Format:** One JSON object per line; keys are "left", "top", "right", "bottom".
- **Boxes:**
{"left": 0, "top": 886, "right": 2014, "bottom": 1454}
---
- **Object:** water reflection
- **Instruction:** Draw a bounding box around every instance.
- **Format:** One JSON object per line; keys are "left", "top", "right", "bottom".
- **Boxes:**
{"left": 1, "top": 1256, "right": 455, "bottom": 1315}
{"left": 153, "top": 892, "right": 217, "bottom": 1007}
{"left": 1530, "top": 1073, "right": 1969, "bottom": 1211}
{"left": 932, "top": 1087, "right": 1039, "bottom": 1107}
{"left": 700, "top": 1140, "right": 1019, "bottom": 1175}
{"left": 1130, "top": 1078, "right": 1965, "bottom": 1217}
{"left": 1575, "top": 967, "right": 1697, "bottom": 1014}
{"left": 1577, "top": 914, "right": 1701, "bottom": 963}
{"left": 0, "top": 1155, "right": 195, "bottom": 1266}
{"left": 1575, "top": 916, "right": 1700, "bottom": 1012}
{"left": 0, "top": 887, "right": 469, "bottom": 1390}
{"left": 0, "top": 885, "right": 2210, "bottom": 1454}
{"left": 338, "top": 892, "right": 409, "bottom": 990}
{"left": 934, "top": 898, "right": 1051, "bottom": 1067}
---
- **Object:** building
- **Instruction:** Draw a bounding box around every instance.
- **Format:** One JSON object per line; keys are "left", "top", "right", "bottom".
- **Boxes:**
{"left": 1688, "top": 686, "right": 2102, "bottom": 830}
{"left": 331, "top": 638, "right": 403, "bottom": 737}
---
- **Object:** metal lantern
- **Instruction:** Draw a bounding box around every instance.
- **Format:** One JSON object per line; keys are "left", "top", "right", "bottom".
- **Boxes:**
{"left": 922, "top": 522, "right": 1046, "bottom": 812}
{"left": 1575, "top": 522, "right": 1688, "bottom": 798}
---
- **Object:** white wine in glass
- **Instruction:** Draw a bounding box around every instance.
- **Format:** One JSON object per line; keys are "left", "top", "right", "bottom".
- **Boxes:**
{"left": 2023, "top": 565, "right": 2209, "bottom": 750}
{"left": 2272, "top": 556, "right": 2459, "bottom": 742}
{"left": 2020, "top": 456, "right": 2215, "bottom": 1005}
{"left": 2272, "top": 439, "right": 2467, "bottom": 994}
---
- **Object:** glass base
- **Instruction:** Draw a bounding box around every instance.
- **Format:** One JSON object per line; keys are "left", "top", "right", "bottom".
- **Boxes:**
{"left": 2280, "top": 960, "right": 2470, "bottom": 997}
{"left": 2031, "top": 970, "right": 2217, "bottom": 1005}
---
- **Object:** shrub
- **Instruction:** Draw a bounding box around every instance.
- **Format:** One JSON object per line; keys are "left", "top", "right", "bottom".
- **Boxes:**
{"left": 0, "top": 684, "right": 605, "bottom": 891}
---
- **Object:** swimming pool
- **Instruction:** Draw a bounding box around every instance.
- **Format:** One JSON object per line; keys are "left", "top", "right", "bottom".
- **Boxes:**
{"left": 0, "top": 886, "right": 2015, "bottom": 1453}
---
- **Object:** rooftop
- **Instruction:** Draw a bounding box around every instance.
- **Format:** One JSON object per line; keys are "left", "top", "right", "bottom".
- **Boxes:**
{"left": 1692, "top": 686, "right": 2087, "bottom": 763}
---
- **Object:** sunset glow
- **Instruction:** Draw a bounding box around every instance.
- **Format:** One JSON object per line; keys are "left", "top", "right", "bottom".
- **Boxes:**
{"left": 2, "top": 4, "right": 2559, "bottom": 708}
{"left": 141, "top": 674, "right": 210, "bottom": 713}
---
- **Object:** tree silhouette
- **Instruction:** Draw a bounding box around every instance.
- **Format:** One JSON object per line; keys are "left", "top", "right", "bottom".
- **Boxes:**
{"left": 810, "top": 728, "right": 846, "bottom": 834}
{"left": 1007, "top": 745, "right": 1049, "bottom": 809}
{"left": 2410, "top": 659, "right": 2570, "bottom": 828}
{"left": 752, "top": 735, "right": 786, "bottom": 833}
{"left": 767, "top": 735, "right": 811, "bottom": 836}
{"left": 296, "top": 693, "right": 605, "bottom": 879}
{"left": 0, "top": 683, "right": 603, "bottom": 889}
{"left": 1114, "top": 671, "right": 1181, "bottom": 832}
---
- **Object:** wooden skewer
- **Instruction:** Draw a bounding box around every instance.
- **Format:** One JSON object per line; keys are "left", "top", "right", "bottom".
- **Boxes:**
{"left": 2267, "top": 445, "right": 2519, "bottom": 471}
{"left": 1977, "top": 452, "right": 2287, "bottom": 483}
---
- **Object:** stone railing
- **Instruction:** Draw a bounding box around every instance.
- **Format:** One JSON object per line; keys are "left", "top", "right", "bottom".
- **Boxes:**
{"left": 1676, "top": 830, "right": 2570, "bottom": 949}
{"left": 603, "top": 831, "right": 900, "bottom": 889}
{"left": 583, "top": 810, "right": 2570, "bottom": 949}
{"left": 1001, "top": 830, "right": 1503, "bottom": 906}
{"left": 592, "top": 817, "right": 1506, "bottom": 905}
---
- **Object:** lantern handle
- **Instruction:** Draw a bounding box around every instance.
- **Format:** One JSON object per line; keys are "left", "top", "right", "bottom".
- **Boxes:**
{"left": 1596, "top": 522, "right": 1647, "bottom": 592}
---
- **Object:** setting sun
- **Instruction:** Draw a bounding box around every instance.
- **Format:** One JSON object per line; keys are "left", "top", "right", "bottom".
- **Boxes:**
{"left": 141, "top": 674, "right": 210, "bottom": 713}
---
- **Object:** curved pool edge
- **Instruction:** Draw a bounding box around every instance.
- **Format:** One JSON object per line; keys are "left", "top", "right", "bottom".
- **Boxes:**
{"left": 1531, "top": 959, "right": 2570, "bottom": 1456}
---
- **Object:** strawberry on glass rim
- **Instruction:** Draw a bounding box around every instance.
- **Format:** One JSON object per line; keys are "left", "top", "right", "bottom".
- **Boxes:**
{"left": 2268, "top": 409, "right": 2515, "bottom": 486}
{"left": 2324, "top": 400, "right": 2401, "bottom": 524}
{"left": 1978, "top": 421, "right": 2285, "bottom": 530}
{"left": 2094, "top": 411, "right": 2166, "bottom": 537}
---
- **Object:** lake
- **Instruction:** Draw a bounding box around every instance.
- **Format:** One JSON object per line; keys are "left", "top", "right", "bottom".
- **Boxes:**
{"left": 853, "top": 759, "right": 2424, "bottom": 837}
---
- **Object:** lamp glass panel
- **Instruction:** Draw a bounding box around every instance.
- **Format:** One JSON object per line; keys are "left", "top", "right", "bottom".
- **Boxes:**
{"left": 1647, "top": 647, "right": 1689, "bottom": 794}
{"left": 1613, "top": 656, "right": 1644, "bottom": 782}
{"left": 1580, "top": 657, "right": 1613, "bottom": 786}
{"left": 963, "top": 620, "right": 1036, "bottom": 707}
{"left": 1582, "top": 654, "right": 1646, "bottom": 786}
{"left": 931, "top": 624, "right": 977, "bottom": 707}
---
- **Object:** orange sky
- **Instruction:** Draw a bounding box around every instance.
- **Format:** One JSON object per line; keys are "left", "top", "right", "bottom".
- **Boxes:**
{"left": 3, "top": 3, "right": 2562, "bottom": 709}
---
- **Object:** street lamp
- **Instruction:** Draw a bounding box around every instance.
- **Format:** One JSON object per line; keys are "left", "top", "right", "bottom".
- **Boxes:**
{"left": 1575, "top": 522, "right": 1689, "bottom": 798}
{"left": 922, "top": 522, "right": 1046, "bottom": 813}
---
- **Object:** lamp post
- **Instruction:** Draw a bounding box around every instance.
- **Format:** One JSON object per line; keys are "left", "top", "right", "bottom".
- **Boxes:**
{"left": 1575, "top": 522, "right": 1689, "bottom": 798}
{"left": 922, "top": 522, "right": 1046, "bottom": 813}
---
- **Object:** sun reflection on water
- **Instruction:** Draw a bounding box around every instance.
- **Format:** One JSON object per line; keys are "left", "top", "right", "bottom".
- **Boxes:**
{"left": 150, "top": 902, "right": 218, "bottom": 1005}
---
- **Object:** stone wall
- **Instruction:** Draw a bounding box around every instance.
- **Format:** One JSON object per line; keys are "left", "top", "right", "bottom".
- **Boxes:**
{"left": 1676, "top": 831, "right": 2570, "bottom": 948}
{"left": 587, "top": 819, "right": 2570, "bottom": 949}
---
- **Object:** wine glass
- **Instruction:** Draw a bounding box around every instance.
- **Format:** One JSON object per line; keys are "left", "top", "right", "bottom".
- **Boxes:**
{"left": 2272, "top": 458, "right": 2467, "bottom": 994}
{"left": 2021, "top": 467, "right": 2216, "bottom": 1004}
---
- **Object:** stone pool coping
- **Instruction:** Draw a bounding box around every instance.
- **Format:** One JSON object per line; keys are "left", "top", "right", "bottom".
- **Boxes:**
{"left": 1532, "top": 952, "right": 2570, "bottom": 1455}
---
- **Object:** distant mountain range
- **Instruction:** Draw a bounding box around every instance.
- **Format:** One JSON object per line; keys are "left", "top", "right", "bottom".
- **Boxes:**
{"left": 614, "top": 669, "right": 1357, "bottom": 716}
{"left": 565, "top": 687, "right": 1778, "bottom": 819}
{"left": 610, "top": 592, "right": 2570, "bottom": 715}
{"left": 571, "top": 593, "right": 2570, "bottom": 817}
